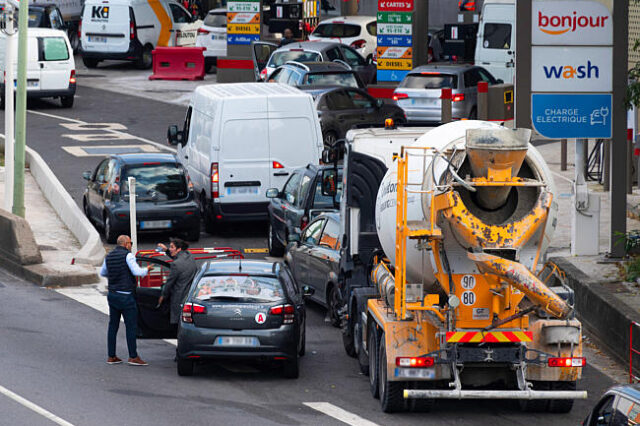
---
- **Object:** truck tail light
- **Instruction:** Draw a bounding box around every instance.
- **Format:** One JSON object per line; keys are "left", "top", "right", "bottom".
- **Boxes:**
{"left": 69, "top": 70, "right": 76, "bottom": 84}
{"left": 392, "top": 92, "right": 408, "bottom": 101}
{"left": 548, "top": 357, "right": 585, "bottom": 367}
{"left": 452, "top": 93, "right": 465, "bottom": 102}
{"left": 78, "top": 19, "right": 82, "bottom": 39}
{"left": 396, "top": 357, "right": 435, "bottom": 368}
{"left": 210, "top": 162, "right": 219, "bottom": 198}
{"left": 350, "top": 39, "right": 366, "bottom": 49}
{"left": 182, "top": 303, "right": 206, "bottom": 323}
{"left": 270, "top": 304, "right": 295, "bottom": 324}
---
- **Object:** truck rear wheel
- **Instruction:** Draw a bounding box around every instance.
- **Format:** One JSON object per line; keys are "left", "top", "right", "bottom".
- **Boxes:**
{"left": 356, "top": 321, "right": 369, "bottom": 375}
{"left": 518, "top": 381, "right": 549, "bottom": 412}
{"left": 548, "top": 381, "right": 576, "bottom": 413}
{"left": 379, "top": 336, "right": 406, "bottom": 413}
{"left": 368, "top": 324, "right": 380, "bottom": 398}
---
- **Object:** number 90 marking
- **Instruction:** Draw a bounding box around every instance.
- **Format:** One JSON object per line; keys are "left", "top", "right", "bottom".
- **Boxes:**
{"left": 461, "top": 275, "right": 476, "bottom": 290}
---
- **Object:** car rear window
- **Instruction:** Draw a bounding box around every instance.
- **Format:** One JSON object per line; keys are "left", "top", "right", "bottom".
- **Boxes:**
{"left": 204, "top": 12, "right": 226, "bottom": 27}
{"left": 193, "top": 275, "right": 285, "bottom": 303}
{"left": 122, "top": 163, "right": 188, "bottom": 201}
{"left": 313, "top": 23, "right": 361, "bottom": 38}
{"left": 269, "top": 50, "right": 321, "bottom": 67}
{"left": 399, "top": 73, "right": 458, "bottom": 89}
{"left": 39, "top": 37, "right": 69, "bottom": 61}
{"left": 304, "top": 72, "right": 359, "bottom": 88}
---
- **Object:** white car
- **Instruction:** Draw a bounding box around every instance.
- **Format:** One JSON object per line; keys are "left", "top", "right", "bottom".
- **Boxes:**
{"left": 308, "top": 16, "right": 377, "bottom": 62}
{"left": 195, "top": 8, "right": 226, "bottom": 73}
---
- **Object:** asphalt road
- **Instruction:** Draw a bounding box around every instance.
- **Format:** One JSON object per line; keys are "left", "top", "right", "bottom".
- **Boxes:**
{"left": 0, "top": 83, "right": 619, "bottom": 425}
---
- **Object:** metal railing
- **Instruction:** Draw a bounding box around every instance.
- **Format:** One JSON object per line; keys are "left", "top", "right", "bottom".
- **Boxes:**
{"left": 631, "top": 321, "right": 640, "bottom": 383}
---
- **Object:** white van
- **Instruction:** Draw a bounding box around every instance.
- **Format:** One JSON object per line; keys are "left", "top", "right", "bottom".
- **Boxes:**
{"left": 474, "top": 0, "right": 515, "bottom": 84}
{"left": 79, "top": 0, "right": 201, "bottom": 69}
{"left": 167, "top": 83, "right": 324, "bottom": 232}
{"left": 0, "top": 28, "right": 76, "bottom": 108}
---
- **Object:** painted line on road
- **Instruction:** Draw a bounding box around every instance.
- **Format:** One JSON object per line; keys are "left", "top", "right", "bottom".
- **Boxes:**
{"left": 0, "top": 383, "right": 75, "bottom": 426}
{"left": 303, "top": 402, "right": 380, "bottom": 426}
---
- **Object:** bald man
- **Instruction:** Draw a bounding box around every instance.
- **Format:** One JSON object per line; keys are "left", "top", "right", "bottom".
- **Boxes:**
{"left": 100, "top": 235, "right": 152, "bottom": 366}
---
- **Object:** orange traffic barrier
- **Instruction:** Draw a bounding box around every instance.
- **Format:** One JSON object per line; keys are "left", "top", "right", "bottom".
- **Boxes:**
{"left": 149, "top": 46, "right": 206, "bottom": 81}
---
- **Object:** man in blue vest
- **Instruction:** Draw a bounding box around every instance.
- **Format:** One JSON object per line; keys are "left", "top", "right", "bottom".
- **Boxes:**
{"left": 100, "top": 235, "right": 152, "bottom": 366}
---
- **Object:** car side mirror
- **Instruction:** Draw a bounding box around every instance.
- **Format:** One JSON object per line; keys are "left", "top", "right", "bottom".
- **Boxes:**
{"left": 320, "top": 169, "right": 338, "bottom": 197}
{"left": 167, "top": 125, "right": 183, "bottom": 146}
{"left": 496, "top": 79, "right": 504, "bottom": 84}
{"left": 375, "top": 99, "right": 384, "bottom": 108}
{"left": 266, "top": 188, "right": 279, "bottom": 198}
{"left": 302, "top": 285, "right": 314, "bottom": 299}
{"left": 82, "top": 171, "right": 92, "bottom": 180}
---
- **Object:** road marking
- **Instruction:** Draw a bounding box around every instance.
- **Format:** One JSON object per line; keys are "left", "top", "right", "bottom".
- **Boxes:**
{"left": 552, "top": 171, "right": 574, "bottom": 184}
{"left": 62, "top": 145, "right": 160, "bottom": 157}
{"left": 62, "top": 133, "right": 135, "bottom": 142}
{"left": 244, "top": 248, "right": 269, "bottom": 253}
{"left": 0, "top": 383, "right": 75, "bottom": 426}
{"left": 303, "top": 402, "right": 379, "bottom": 426}
{"left": 60, "top": 123, "right": 128, "bottom": 131}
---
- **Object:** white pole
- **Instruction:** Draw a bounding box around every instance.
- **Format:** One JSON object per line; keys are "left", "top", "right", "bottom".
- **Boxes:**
{"left": 4, "top": 5, "right": 14, "bottom": 211}
{"left": 128, "top": 177, "right": 137, "bottom": 255}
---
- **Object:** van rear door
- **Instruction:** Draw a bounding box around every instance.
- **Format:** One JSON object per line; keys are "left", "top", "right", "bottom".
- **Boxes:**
{"left": 38, "top": 35, "right": 72, "bottom": 91}
{"left": 81, "top": 2, "right": 130, "bottom": 53}
{"left": 219, "top": 118, "right": 270, "bottom": 204}
{"left": 475, "top": 3, "right": 515, "bottom": 83}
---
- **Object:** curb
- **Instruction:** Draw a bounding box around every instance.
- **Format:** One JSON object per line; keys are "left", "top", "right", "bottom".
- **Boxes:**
{"left": 551, "top": 256, "right": 639, "bottom": 372}
{"left": 25, "top": 147, "right": 105, "bottom": 266}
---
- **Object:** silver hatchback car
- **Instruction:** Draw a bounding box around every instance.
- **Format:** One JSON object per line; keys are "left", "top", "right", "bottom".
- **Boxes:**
{"left": 392, "top": 64, "right": 499, "bottom": 123}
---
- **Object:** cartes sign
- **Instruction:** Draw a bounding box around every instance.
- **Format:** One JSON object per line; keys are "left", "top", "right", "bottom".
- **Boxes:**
{"left": 378, "top": 0, "right": 413, "bottom": 12}
{"left": 531, "top": 46, "right": 612, "bottom": 92}
{"left": 532, "top": 0, "right": 612, "bottom": 45}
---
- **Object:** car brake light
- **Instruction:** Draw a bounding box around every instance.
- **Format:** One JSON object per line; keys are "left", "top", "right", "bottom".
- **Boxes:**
{"left": 197, "top": 28, "right": 210, "bottom": 35}
{"left": 350, "top": 39, "right": 366, "bottom": 49}
{"left": 452, "top": 93, "right": 465, "bottom": 102}
{"left": 396, "top": 357, "right": 435, "bottom": 368}
{"left": 270, "top": 304, "right": 295, "bottom": 324}
{"left": 69, "top": 69, "right": 76, "bottom": 84}
{"left": 130, "top": 21, "right": 135, "bottom": 40}
{"left": 182, "top": 303, "right": 206, "bottom": 323}
{"left": 548, "top": 357, "right": 585, "bottom": 367}
{"left": 211, "top": 162, "right": 219, "bottom": 198}
{"left": 289, "top": 48, "right": 303, "bottom": 51}
{"left": 392, "top": 92, "right": 408, "bottom": 101}
{"left": 300, "top": 215, "right": 309, "bottom": 230}
{"left": 260, "top": 68, "right": 268, "bottom": 80}
{"left": 272, "top": 161, "right": 284, "bottom": 169}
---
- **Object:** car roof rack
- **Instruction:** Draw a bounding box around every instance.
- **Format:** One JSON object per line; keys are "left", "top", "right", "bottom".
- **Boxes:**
{"left": 285, "top": 61, "right": 310, "bottom": 71}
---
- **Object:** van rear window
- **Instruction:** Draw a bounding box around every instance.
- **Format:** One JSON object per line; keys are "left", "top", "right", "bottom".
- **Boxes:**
{"left": 312, "top": 23, "right": 361, "bottom": 38}
{"left": 39, "top": 37, "right": 69, "bottom": 61}
{"left": 204, "top": 12, "right": 226, "bottom": 27}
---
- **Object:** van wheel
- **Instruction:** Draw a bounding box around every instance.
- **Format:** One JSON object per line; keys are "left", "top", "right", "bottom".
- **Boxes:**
{"left": 136, "top": 45, "right": 153, "bottom": 70}
{"left": 327, "top": 285, "right": 341, "bottom": 328}
{"left": 82, "top": 57, "right": 99, "bottom": 68}
{"left": 60, "top": 96, "right": 74, "bottom": 108}
{"left": 268, "top": 222, "right": 284, "bottom": 256}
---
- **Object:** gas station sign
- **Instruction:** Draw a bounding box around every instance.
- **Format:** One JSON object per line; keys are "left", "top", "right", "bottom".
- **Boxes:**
{"left": 377, "top": 0, "right": 413, "bottom": 82}
{"left": 227, "top": 0, "right": 261, "bottom": 45}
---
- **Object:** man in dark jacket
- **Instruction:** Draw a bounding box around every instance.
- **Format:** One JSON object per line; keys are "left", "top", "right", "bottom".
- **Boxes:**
{"left": 100, "top": 235, "right": 152, "bottom": 366}
{"left": 157, "top": 238, "right": 198, "bottom": 324}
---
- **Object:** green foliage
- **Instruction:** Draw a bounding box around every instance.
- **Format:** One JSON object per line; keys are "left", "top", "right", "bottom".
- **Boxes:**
{"left": 626, "top": 256, "right": 640, "bottom": 282}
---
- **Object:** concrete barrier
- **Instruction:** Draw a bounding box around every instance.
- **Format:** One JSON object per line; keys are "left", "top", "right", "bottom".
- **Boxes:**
{"left": 25, "top": 147, "right": 105, "bottom": 266}
{"left": 0, "top": 208, "right": 42, "bottom": 266}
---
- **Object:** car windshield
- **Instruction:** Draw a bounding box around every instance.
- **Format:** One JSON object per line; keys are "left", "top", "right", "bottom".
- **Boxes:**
{"left": 304, "top": 72, "right": 359, "bottom": 87}
{"left": 313, "top": 23, "right": 361, "bottom": 38}
{"left": 269, "top": 50, "right": 321, "bottom": 67}
{"left": 399, "top": 73, "right": 458, "bottom": 89}
{"left": 204, "top": 12, "right": 226, "bottom": 27}
{"left": 193, "top": 275, "right": 285, "bottom": 303}
{"left": 122, "top": 163, "right": 188, "bottom": 201}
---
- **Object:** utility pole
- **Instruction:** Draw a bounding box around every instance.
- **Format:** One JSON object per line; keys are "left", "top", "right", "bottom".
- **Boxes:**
{"left": 12, "top": 0, "right": 27, "bottom": 218}
{"left": 3, "top": 3, "right": 14, "bottom": 212}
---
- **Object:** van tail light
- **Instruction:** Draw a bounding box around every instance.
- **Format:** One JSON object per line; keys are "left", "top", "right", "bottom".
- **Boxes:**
{"left": 78, "top": 19, "right": 82, "bottom": 39}
{"left": 270, "top": 304, "right": 295, "bottom": 324}
{"left": 272, "top": 161, "right": 284, "bottom": 169}
{"left": 396, "top": 357, "right": 435, "bottom": 368}
{"left": 392, "top": 92, "right": 408, "bottom": 101}
{"left": 197, "top": 28, "right": 210, "bottom": 35}
{"left": 182, "top": 303, "right": 206, "bottom": 323}
{"left": 130, "top": 21, "right": 136, "bottom": 40}
{"left": 69, "top": 70, "right": 76, "bottom": 84}
{"left": 452, "top": 93, "right": 465, "bottom": 102}
{"left": 210, "top": 162, "right": 219, "bottom": 198}
{"left": 350, "top": 39, "right": 366, "bottom": 49}
{"left": 428, "top": 47, "right": 434, "bottom": 63}
{"left": 300, "top": 215, "right": 309, "bottom": 230}
{"left": 548, "top": 357, "right": 585, "bottom": 368}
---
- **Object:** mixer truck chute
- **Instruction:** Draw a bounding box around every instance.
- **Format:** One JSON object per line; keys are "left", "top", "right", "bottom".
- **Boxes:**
{"left": 335, "top": 121, "right": 587, "bottom": 413}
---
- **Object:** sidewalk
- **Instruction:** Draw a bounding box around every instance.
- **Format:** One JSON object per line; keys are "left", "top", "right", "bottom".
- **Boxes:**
{"left": 0, "top": 167, "right": 98, "bottom": 286}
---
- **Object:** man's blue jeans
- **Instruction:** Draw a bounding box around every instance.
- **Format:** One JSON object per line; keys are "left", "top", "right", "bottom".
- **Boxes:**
{"left": 107, "top": 292, "right": 138, "bottom": 359}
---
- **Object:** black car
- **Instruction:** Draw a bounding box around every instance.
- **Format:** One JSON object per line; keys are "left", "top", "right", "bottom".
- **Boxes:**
{"left": 268, "top": 61, "right": 365, "bottom": 89}
{"left": 82, "top": 153, "right": 200, "bottom": 243}
{"left": 285, "top": 213, "right": 341, "bottom": 327}
{"left": 583, "top": 384, "right": 640, "bottom": 425}
{"left": 266, "top": 164, "right": 341, "bottom": 257}
{"left": 301, "top": 86, "right": 406, "bottom": 146}
{"left": 136, "top": 258, "right": 308, "bottom": 378}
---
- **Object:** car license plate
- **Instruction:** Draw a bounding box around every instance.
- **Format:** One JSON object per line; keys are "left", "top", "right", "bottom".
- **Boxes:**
{"left": 226, "top": 186, "right": 259, "bottom": 195}
{"left": 395, "top": 367, "right": 435, "bottom": 379}
{"left": 214, "top": 336, "right": 259, "bottom": 347}
{"left": 140, "top": 220, "right": 172, "bottom": 230}
{"left": 22, "top": 80, "right": 39, "bottom": 88}
{"left": 88, "top": 36, "right": 107, "bottom": 43}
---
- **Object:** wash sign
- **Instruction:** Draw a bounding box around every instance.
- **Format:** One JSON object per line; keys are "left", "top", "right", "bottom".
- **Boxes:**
{"left": 531, "top": 46, "right": 612, "bottom": 92}
{"left": 532, "top": 93, "right": 612, "bottom": 139}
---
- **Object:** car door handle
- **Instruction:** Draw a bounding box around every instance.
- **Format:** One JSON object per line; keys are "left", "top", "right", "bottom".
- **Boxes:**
{"left": 40, "top": 63, "right": 44, "bottom": 69}
{"left": 274, "top": 172, "right": 289, "bottom": 176}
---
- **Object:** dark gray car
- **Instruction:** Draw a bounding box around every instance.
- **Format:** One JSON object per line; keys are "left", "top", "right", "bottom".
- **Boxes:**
{"left": 285, "top": 213, "right": 341, "bottom": 327}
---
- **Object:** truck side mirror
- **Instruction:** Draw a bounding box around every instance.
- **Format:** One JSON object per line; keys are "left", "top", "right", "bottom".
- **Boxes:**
{"left": 167, "top": 125, "right": 183, "bottom": 146}
{"left": 320, "top": 169, "right": 338, "bottom": 197}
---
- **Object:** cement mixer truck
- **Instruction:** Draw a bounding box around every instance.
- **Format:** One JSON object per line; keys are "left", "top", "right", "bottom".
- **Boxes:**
{"left": 328, "top": 120, "right": 586, "bottom": 413}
